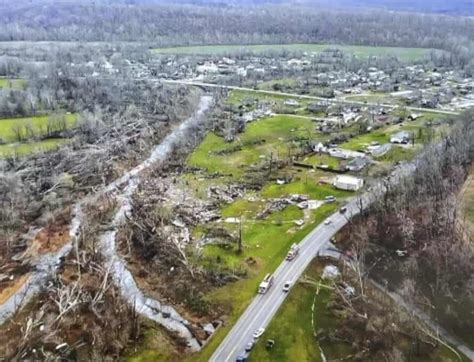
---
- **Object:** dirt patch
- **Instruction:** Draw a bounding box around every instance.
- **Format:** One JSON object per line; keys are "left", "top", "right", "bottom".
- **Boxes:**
{"left": 0, "top": 273, "right": 30, "bottom": 304}
{"left": 23, "top": 209, "right": 72, "bottom": 259}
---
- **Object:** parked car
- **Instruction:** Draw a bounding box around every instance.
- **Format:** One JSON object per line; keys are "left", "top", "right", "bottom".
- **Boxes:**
{"left": 325, "top": 195, "right": 336, "bottom": 203}
{"left": 253, "top": 328, "right": 265, "bottom": 339}
{"left": 283, "top": 281, "right": 292, "bottom": 292}
{"left": 236, "top": 353, "right": 248, "bottom": 362}
{"left": 245, "top": 341, "right": 255, "bottom": 352}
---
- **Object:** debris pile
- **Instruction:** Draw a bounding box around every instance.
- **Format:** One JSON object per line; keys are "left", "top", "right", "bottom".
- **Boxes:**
{"left": 257, "top": 194, "right": 309, "bottom": 219}
{"left": 207, "top": 184, "right": 245, "bottom": 204}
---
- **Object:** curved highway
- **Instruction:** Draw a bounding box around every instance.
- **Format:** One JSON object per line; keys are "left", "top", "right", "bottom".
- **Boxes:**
{"left": 210, "top": 195, "right": 368, "bottom": 361}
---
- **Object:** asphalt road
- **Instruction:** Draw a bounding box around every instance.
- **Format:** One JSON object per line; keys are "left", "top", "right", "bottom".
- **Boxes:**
{"left": 209, "top": 160, "right": 416, "bottom": 362}
{"left": 164, "top": 79, "right": 460, "bottom": 117}
{"left": 177, "top": 76, "right": 458, "bottom": 361}
{"left": 210, "top": 195, "right": 370, "bottom": 362}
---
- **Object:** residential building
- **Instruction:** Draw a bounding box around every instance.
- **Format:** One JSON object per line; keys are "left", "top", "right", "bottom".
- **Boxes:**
{"left": 390, "top": 131, "right": 412, "bottom": 144}
{"left": 369, "top": 143, "right": 392, "bottom": 157}
{"left": 333, "top": 175, "right": 364, "bottom": 191}
{"left": 345, "top": 157, "right": 369, "bottom": 172}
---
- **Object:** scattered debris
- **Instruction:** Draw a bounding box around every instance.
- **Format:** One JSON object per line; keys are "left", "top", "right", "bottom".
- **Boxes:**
{"left": 294, "top": 219, "right": 305, "bottom": 226}
{"left": 322, "top": 265, "right": 340, "bottom": 279}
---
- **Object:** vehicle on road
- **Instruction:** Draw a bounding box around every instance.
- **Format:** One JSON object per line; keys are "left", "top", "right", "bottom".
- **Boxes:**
{"left": 325, "top": 195, "right": 336, "bottom": 203}
{"left": 339, "top": 206, "right": 347, "bottom": 214}
{"left": 282, "top": 281, "right": 292, "bottom": 292}
{"left": 258, "top": 274, "right": 274, "bottom": 294}
{"left": 245, "top": 341, "right": 255, "bottom": 352}
{"left": 286, "top": 243, "right": 300, "bottom": 261}
{"left": 253, "top": 327, "right": 265, "bottom": 339}
{"left": 324, "top": 218, "right": 332, "bottom": 225}
{"left": 236, "top": 353, "right": 248, "bottom": 362}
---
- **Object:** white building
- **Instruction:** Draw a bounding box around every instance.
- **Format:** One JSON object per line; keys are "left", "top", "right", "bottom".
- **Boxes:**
{"left": 284, "top": 99, "right": 300, "bottom": 107}
{"left": 390, "top": 131, "right": 411, "bottom": 144}
{"left": 196, "top": 63, "right": 219, "bottom": 74}
{"left": 333, "top": 175, "right": 364, "bottom": 191}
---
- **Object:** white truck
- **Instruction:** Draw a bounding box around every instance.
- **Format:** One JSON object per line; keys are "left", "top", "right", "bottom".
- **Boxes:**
{"left": 286, "top": 243, "right": 300, "bottom": 261}
{"left": 258, "top": 274, "right": 274, "bottom": 294}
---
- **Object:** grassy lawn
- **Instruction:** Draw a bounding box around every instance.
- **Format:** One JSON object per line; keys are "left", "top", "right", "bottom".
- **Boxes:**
{"left": 343, "top": 92, "right": 395, "bottom": 104}
{"left": 181, "top": 112, "right": 355, "bottom": 362}
{"left": 129, "top": 89, "right": 460, "bottom": 361}
{"left": 125, "top": 322, "right": 181, "bottom": 362}
{"left": 341, "top": 113, "right": 441, "bottom": 152}
{"left": 154, "top": 44, "right": 432, "bottom": 61}
{"left": 0, "top": 78, "right": 26, "bottom": 89}
{"left": 376, "top": 146, "right": 417, "bottom": 163}
{"left": 303, "top": 153, "right": 341, "bottom": 169}
{"left": 188, "top": 114, "right": 319, "bottom": 179}
{"left": 0, "top": 138, "right": 68, "bottom": 156}
{"left": 187, "top": 203, "right": 338, "bottom": 362}
{"left": 226, "top": 89, "right": 308, "bottom": 106}
{"left": 340, "top": 130, "right": 390, "bottom": 151}
{"left": 261, "top": 179, "right": 350, "bottom": 200}
{"left": 249, "top": 259, "right": 358, "bottom": 361}
{"left": 249, "top": 257, "right": 469, "bottom": 362}
{"left": 0, "top": 113, "right": 76, "bottom": 142}
{"left": 0, "top": 113, "right": 77, "bottom": 156}
{"left": 249, "top": 260, "right": 326, "bottom": 361}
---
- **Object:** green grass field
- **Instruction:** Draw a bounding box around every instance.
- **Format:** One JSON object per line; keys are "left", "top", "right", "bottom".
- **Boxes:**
{"left": 0, "top": 113, "right": 77, "bottom": 156}
{"left": 129, "top": 91, "right": 458, "bottom": 361}
{"left": 249, "top": 259, "right": 351, "bottom": 362}
{"left": 340, "top": 130, "right": 390, "bottom": 151}
{"left": 0, "top": 113, "right": 76, "bottom": 142}
{"left": 186, "top": 202, "right": 338, "bottom": 362}
{"left": 154, "top": 44, "right": 432, "bottom": 61}
{"left": 175, "top": 112, "right": 354, "bottom": 362}
{"left": 249, "top": 258, "right": 469, "bottom": 362}
{"left": 344, "top": 92, "right": 396, "bottom": 104}
{"left": 188, "top": 114, "right": 321, "bottom": 179}
{"left": 0, "top": 78, "right": 26, "bottom": 89}
{"left": 0, "top": 138, "right": 68, "bottom": 156}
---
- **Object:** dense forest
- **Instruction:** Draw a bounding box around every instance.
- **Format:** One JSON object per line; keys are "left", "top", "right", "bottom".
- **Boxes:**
{"left": 0, "top": 2, "right": 472, "bottom": 55}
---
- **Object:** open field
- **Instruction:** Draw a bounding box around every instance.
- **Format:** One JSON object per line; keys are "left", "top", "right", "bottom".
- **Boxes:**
{"left": 126, "top": 109, "right": 356, "bottom": 362}
{"left": 170, "top": 112, "right": 352, "bottom": 361}
{"left": 0, "top": 138, "right": 69, "bottom": 156}
{"left": 185, "top": 203, "right": 338, "bottom": 362}
{"left": 340, "top": 114, "right": 443, "bottom": 152}
{"left": 0, "top": 113, "right": 77, "bottom": 156}
{"left": 248, "top": 258, "right": 469, "bottom": 362}
{"left": 0, "top": 78, "right": 26, "bottom": 89}
{"left": 0, "top": 113, "right": 76, "bottom": 142}
{"left": 131, "top": 90, "right": 455, "bottom": 361}
{"left": 248, "top": 259, "right": 345, "bottom": 362}
{"left": 188, "top": 114, "right": 322, "bottom": 179}
{"left": 154, "top": 44, "right": 433, "bottom": 61}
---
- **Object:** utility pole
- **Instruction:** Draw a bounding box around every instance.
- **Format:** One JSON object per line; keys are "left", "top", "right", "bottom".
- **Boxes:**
{"left": 268, "top": 151, "right": 273, "bottom": 176}
{"left": 238, "top": 214, "right": 243, "bottom": 254}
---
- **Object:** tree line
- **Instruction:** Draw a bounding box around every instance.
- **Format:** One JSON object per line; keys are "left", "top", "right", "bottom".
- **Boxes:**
{"left": 0, "top": 2, "right": 473, "bottom": 68}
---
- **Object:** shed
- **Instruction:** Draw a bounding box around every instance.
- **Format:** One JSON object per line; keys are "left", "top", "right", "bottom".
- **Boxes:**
{"left": 390, "top": 131, "right": 412, "bottom": 144}
{"left": 333, "top": 175, "right": 364, "bottom": 191}
{"left": 345, "top": 157, "right": 369, "bottom": 172}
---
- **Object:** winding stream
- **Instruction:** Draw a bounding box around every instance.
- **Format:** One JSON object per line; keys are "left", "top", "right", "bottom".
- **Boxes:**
{"left": 0, "top": 95, "right": 213, "bottom": 350}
